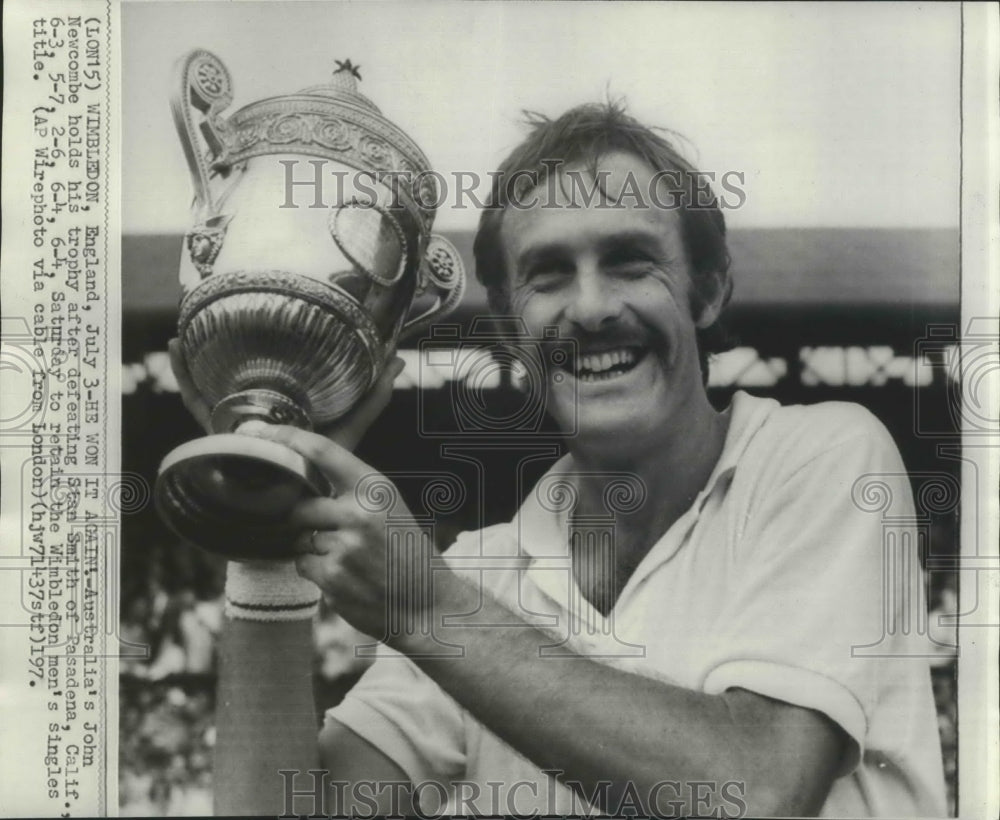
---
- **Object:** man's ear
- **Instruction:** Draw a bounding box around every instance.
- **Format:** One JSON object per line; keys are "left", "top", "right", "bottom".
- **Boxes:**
{"left": 693, "top": 268, "right": 731, "bottom": 329}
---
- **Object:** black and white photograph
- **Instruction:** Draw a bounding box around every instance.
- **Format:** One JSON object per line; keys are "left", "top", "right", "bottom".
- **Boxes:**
{"left": 1, "top": 1, "right": 997, "bottom": 818}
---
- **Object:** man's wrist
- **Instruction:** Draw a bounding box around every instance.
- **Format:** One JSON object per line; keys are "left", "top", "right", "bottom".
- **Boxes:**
{"left": 385, "top": 565, "right": 482, "bottom": 657}
{"left": 224, "top": 560, "right": 321, "bottom": 622}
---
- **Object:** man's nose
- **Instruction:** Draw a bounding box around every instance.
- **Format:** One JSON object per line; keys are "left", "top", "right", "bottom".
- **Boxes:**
{"left": 563, "top": 266, "right": 623, "bottom": 331}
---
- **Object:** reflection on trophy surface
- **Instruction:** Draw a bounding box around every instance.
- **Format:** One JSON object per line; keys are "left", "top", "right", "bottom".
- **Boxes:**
{"left": 154, "top": 50, "right": 465, "bottom": 560}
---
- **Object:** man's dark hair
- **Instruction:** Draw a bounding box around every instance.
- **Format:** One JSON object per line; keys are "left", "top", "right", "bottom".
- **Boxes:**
{"left": 473, "top": 101, "right": 734, "bottom": 382}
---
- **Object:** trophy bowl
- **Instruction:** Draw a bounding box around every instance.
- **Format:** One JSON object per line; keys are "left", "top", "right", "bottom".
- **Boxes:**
{"left": 154, "top": 51, "right": 464, "bottom": 560}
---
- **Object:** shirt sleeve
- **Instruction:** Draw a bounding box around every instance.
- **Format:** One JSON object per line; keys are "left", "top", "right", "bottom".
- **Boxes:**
{"left": 698, "top": 409, "right": 921, "bottom": 776}
{"left": 322, "top": 527, "right": 516, "bottom": 784}
{"left": 325, "top": 646, "right": 467, "bottom": 785}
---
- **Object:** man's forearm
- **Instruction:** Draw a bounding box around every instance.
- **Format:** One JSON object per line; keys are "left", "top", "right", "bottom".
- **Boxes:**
{"left": 397, "top": 569, "right": 835, "bottom": 816}
{"left": 215, "top": 618, "right": 319, "bottom": 816}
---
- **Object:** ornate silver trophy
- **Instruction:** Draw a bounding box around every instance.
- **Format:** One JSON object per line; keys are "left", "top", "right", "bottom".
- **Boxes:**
{"left": 154, "top": 51, "right": 464, "bottom": 559}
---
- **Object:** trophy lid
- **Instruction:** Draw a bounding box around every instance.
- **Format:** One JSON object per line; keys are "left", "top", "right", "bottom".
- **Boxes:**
{"left": 175, "top": 50, "right": 436, "bottom": 233}
{"left": 298, "top": 59, "right": 378, "bottom": 111}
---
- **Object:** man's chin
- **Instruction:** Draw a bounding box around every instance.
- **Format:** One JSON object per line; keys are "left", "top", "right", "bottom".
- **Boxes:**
{"left": 546, "top": 377, "right": 653, "bottom": 435}
{"left": 555, "top": 403, "right": 656, "bottom": 448}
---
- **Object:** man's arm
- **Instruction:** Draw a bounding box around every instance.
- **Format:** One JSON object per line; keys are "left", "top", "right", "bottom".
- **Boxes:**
{"left": 215, "top": 584, "right": 840, "bottom": 818}
{"left": 278, "top": 429, "right": 849, "bottom": 818}
{"left": 400, "top": 568, "right": 845, "bottom": 817}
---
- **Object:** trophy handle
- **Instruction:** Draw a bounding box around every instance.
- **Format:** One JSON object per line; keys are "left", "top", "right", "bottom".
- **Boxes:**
{"left": 170, "top": 49, "right": 236, "bottom": 218}
{"left": 400, "top": 234, "right": 466, "bottom": 340}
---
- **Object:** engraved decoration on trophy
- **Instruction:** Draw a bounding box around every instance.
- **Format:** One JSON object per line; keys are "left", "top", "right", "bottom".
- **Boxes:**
{"left": 154, "top": 50, "right": 465, "bottom": 559}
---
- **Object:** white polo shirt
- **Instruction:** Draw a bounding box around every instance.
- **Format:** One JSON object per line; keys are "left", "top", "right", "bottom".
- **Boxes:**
{"left": 328, "top": 392, "right": 947, "bottom": 817}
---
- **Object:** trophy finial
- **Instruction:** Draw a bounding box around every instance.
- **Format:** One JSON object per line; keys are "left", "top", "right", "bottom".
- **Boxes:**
{"left": 332, "top": 58, "right": 362, "bottom": 92}
{"left": 334, "top": 58, "right": 362, "bottom": 79}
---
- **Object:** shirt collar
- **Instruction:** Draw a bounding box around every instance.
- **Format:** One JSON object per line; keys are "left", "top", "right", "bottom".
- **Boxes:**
{"left": 511, "top": 391, "right": 779, "bottom": 559}
{"left": 699, "top": 390, "right": 779, "bottom": 499}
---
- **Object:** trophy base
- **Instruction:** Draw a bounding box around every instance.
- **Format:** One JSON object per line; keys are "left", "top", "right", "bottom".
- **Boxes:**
{"left": 154, "top": 433, "right": 331, "bottom": 560}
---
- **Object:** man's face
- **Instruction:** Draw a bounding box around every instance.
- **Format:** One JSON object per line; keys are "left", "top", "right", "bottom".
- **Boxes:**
{"left": 499, "top": 152, "right": 717, "bottom": 447}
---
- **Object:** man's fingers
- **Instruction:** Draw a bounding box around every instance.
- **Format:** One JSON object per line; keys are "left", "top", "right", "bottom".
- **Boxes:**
{"left": 168, "top": 338, "right": 212, "bottom": 431}
{"left": 287, "top": 496, "right": 361, "bottom": 530}
{"left": 371, "top": 355, "right": 406, "bottom": 405}
{"left": 322, "top": 356, "right": 405, "bottom": 448}
{"left": 293, "top": 534, "right": 356, "bottom": 583}
{"left": 290, "top": 526, "right": 350, "bottom": 557}
{"left": 355, "top": 357, "right": 404, "bottom": 419}
{"left": 295, "top": 551, "right": 335, "bottom": 585}
{"left": 292, "top": 528, "right": 325, "bottom": 556}
{"left": 251, "top": 424, "right": 372, "bottom": 486}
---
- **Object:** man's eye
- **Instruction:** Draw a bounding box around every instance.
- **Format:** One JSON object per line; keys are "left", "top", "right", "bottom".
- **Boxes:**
{"left": 606, "top": 256, "right": 654, "bottom": 278}
{"left": 527, "top": 267, "right": 571, "bottom": 290}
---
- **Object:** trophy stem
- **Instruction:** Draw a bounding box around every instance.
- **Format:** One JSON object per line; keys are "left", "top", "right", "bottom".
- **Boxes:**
{"left": 211, "top": 388, "right": 312, "bottom": 434}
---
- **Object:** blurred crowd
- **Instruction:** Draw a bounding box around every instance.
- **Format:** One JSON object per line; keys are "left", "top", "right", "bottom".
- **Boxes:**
{"left": 119, "top": 537, "right": 373, "bottom": 815}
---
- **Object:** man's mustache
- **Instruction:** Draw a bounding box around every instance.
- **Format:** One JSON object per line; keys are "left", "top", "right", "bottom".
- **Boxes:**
{"left": 555, "top": 327, "right": 652, "bottom": 355}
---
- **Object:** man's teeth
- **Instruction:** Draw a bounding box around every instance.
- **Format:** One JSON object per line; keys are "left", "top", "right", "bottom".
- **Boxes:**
{"left": 574, "top": 348, "right": 640, "bottom": 379}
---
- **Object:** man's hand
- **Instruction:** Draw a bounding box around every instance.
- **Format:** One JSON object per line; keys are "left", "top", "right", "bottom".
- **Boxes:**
{"left": 242, "top": 423, "right": 419, "bottom": 641}
{"left": 168, "top": 336, "right": 405, "bottom": 450}
{"left": 316, "top": 355, "right": 406, "bottom": 451}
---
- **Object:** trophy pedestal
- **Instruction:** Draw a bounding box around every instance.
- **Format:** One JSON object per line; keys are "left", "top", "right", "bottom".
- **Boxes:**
{"left": 154, "top": 434, "right": 330, "bottom": 560}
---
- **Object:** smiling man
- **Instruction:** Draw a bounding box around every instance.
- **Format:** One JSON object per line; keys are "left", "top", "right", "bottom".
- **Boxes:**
{"left": 204, "top": 103, "right": 946, "bottom": 817}
{"left": 498, "top": 149, "right": 729, "bottom": 472}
